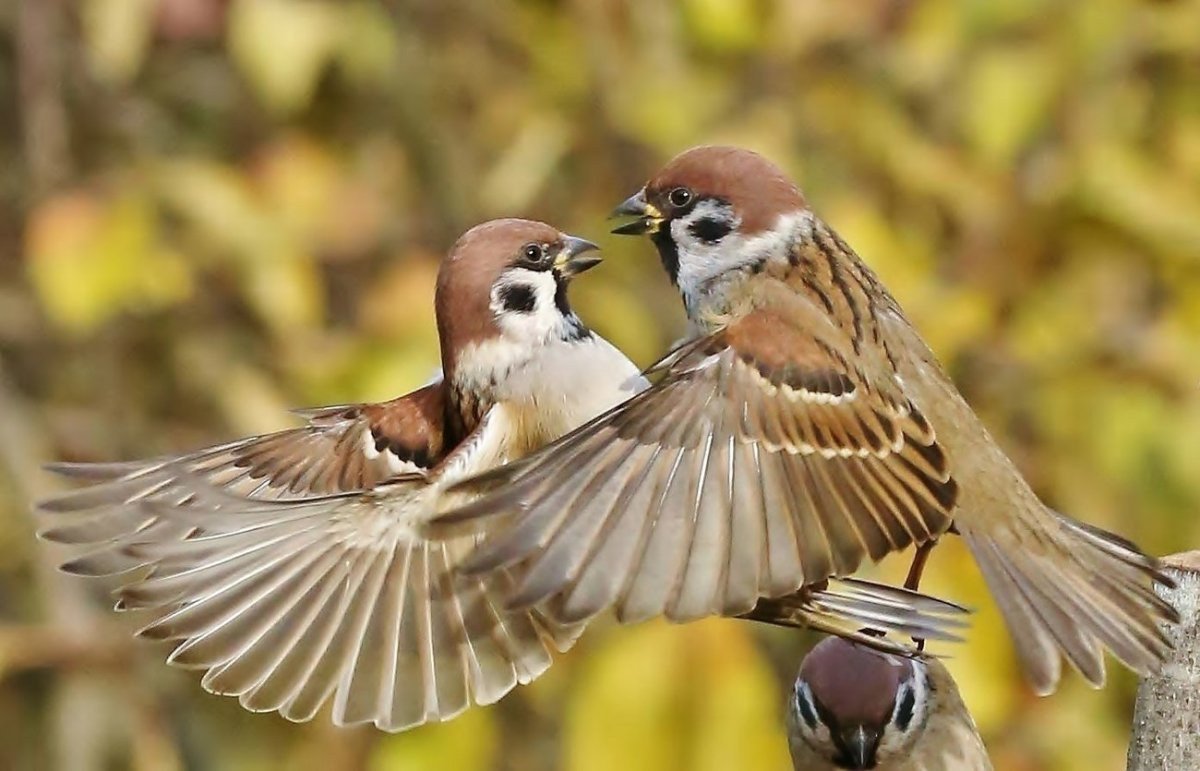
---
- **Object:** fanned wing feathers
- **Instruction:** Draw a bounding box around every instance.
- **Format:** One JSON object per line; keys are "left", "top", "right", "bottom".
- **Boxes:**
{"left": 37, "top": 392, "right": 582, "bottom": 731}
{"left": 42, "top": 384, "right": 447, "bottom": 515}
{"left": 39, "top": 385, "right": 448, "bottom": 578}
{"left": 120, "top": 497, "right": 580, "bottom": 730}
{"left": 447, "top": 306, "right": 958, "bottom": 624}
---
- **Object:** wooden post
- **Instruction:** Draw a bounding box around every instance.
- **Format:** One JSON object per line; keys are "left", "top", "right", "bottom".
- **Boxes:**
{"left": 1126, "top": 551, "right": 1200, "bottom": 771}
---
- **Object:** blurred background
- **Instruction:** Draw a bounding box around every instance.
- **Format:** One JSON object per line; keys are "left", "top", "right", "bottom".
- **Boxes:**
{"left": 2, "top": 0, "right": 1200, "bottom": 769}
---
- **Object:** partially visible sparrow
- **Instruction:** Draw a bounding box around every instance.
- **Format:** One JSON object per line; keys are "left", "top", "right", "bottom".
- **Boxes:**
{"left": 444, "top": 146, "right": 1176, "bottom": 694}
{"left": 787, "top": 637, "right": 992, "bottom": 771}
{"left": 38, "top": 217, "right": 965, "bottom": 732}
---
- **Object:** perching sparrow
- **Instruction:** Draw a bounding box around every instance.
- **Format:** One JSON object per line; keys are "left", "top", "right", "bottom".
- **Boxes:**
{"left": 788, "top": 637, "right": 992, "bottom": 771}
{"left": 37, "top": 217, "right": 964, "bottom": 731}
{"left": 444, "top": 146, "right": 1176, "bottom": 694}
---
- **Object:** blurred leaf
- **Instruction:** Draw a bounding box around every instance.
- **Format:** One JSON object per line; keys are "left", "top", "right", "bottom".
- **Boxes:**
{"left": 369, "top": 706, "right": 498, "bottom": 771}
{"left": 682, "top": 0, "right": 759, "bottom": 53}
{"left": 357, "top": 253, "right": 440, "bottom": 340}
{"left": 241, "top": 250, "right": 325, "bottom": 333}
{"left": 565, "top": 622, "right": 789, "bottom": 771}
{"left": 963, "top": 45, "right": 1059, "bottom": 169}
{"left": 1077, "top": 142, "right": 1200, "bottom": 259}
{"left": 81, "top": 0, "right": 156, "bottom": 84}
{"left": 334, "top": 2, "right": 400, "bottom": 86}
{"left": 480, "top": 117, "right": 572, "bottom": 215}
{"left": 156, "top": 158, "right": 271, "bottom": 257}
{"left": 228, "top": 0, "right": 341, "bottom": 114}
{"left": 256, "top": 135, "right": 340, "bottom": 242}
{"left": 25, "top": 190, "right": 192, "bottom": 334}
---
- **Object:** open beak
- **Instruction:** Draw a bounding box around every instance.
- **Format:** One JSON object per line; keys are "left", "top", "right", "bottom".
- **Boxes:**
{"left": 554, "top": 235, "right": 603, "bottom": 278}
{"left": 610, "top": 189, "right": 663, "bottom": 236}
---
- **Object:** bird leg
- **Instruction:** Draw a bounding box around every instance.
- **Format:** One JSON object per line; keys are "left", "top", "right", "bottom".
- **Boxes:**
{"left": 904, "top": 540, "right": 937, "bottom": 592}
{"left": 903, "top": 540, "right": 940, "bottom": 652}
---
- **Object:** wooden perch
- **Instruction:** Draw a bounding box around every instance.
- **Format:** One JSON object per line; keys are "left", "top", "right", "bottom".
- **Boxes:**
{"left": 1126, "top": 551, "right": 1200, "bottom": 771}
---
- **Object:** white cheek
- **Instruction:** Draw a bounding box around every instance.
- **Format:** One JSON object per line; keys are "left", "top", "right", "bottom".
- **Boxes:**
{"left": 673, "top": 209, "right": 814, "bottom": 311}
{"left": 490, "top": 271, "right": 562, "bottom": 343}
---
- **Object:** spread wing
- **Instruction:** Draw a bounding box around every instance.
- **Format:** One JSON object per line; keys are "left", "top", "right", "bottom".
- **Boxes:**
{"left": 37, "top": 390, "right": 581, "bottom": 732}
{"left": 442, "top": 300, "right": 958, "bottom": 625}
{"left": 39, "top": 383, "right": 448, "bottom": 575}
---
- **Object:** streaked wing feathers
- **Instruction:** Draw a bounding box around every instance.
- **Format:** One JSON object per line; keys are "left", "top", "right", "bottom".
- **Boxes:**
{"left": 446, "top": 314, "right": 957, "bottom": 627}
{"left": 120, "top": 497, "right": 580, "bottom": 730}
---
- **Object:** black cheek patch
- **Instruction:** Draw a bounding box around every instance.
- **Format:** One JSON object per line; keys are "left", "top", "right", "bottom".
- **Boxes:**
{"left": 795, "top": 691, "right": 820, "bottom": 729}
{"left": 499, "top": 284, "right": 537, "bottom": 313}
{"left": 689, "top": 217, "right": 732, "bottom": 244}
{"left": 894, "top": 687, "right": 916, "bottom": 731}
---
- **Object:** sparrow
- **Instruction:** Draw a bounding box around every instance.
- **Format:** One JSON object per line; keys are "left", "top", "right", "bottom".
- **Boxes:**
{"left": 787, "top": 637, "right": 992, "bottom": 771}
{"left": 37, "top": 217, "right": 964, "bottom": 731}
{"left": 442, "top": 146, "right": 1177, "bottom": 694}
{"left": 37, "top": 218, "right": 642, "bottom": 731}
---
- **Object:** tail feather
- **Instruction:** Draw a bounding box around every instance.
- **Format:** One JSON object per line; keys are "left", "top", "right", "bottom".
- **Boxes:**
{"left": 960, "top": 507, "right": 1174, "bottom": 694}
{"left": 740, "top": 576, "right": 971, "bottom": 654}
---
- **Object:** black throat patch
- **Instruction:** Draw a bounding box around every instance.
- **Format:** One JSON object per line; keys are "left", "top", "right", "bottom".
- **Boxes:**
{"left": 650, "top": 227, "right": 681, "bottom": 285}
{"left": 552, "top": 278, "right": 591, "bottom": 342}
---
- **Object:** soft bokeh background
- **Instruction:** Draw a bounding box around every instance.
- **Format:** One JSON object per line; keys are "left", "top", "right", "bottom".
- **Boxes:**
{"left": 2, "top": 0, "right": 1199, "bottom": 769}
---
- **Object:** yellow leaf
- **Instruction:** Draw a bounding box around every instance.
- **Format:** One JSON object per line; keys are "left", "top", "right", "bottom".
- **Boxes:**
{"left": 257, "top": 135, "right": 340, "bottom": 241}
{"left": 565, "top": 622, "right": 789, "bottom": 771}
{"left": 683, "top": 0, "right": 760, "bottom": 53}
{"left": 81, "top": 0, "right": 156, "bottom": 84}
{"left": 369, "top": 706, "right": 498, "bottom": 771}
{"left": 26, "top": 191, "right": 192, "bottom": 334}
{"left": 228, "top": 0, "right": 342, "bottom": 115}
{"left": 155, "top": 158, "right": 272, "bottom": 258}
{"left": 963, "top": 45, "right": 1059, "bottom": 169}
{"left": 241, "top": 250, "right": 325, "bottom": 333}
{"left": 334, "top": 2, "right": 400, "bottom": 86}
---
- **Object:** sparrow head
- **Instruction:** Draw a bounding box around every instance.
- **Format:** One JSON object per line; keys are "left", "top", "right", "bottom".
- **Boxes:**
{"left": 436, "top": 218, "right": 601, "bottom": 385}
{"left": 788, "top": 638, "right": 931, "bottom": 770}
{"left": 611, "top": 145, "right": 811, "bottom": 311}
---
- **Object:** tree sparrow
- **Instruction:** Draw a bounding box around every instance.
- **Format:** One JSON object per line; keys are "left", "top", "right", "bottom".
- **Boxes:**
{"left": 788, "top": 637, "right": 992, "bottom": 771}
{"left": 38, "top": 217, "right": 963, "bottom": 731}
{"left": 445, "top": 147, "right": 1176, "bottom": 695}
{"left": 38, "top": 219, "right": 641, "bottom": 731}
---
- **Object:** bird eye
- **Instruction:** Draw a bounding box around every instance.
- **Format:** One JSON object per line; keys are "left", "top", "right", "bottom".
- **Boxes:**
{"left": 668, "top": 187, "right": 693, "bottom": 208}
{"left": 522, "top": 243, "right": 544, "bottom": 263}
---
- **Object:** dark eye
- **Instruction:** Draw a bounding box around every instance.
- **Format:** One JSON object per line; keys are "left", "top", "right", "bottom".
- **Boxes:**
{"left": 522, "top": 243, "right": 544, "bottom": 263}
{"left": 668, "top": 187, "right": 693, "bottom": 208}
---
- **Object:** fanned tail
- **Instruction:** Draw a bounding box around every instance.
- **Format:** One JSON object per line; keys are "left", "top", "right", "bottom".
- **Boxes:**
{"left": 960, "top": 506, "right": 1176, "bottom": 694}
{"left": 739, "top": 576, "right": 970, "bottom": 654}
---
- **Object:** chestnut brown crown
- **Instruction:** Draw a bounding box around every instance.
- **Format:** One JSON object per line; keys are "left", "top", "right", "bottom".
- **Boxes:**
{"left": 643, "top": 145, "right": 808, "bottom": 236}
{"left": 435, "top": 218, "right": 599, "bottom": 379}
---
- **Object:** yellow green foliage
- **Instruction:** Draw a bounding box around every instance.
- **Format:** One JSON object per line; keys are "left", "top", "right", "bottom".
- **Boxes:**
{"left": 2, "top": 1, "right": 1199, "bottom": 770}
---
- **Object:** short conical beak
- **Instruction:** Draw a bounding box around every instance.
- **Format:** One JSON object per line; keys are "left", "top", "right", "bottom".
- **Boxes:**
{"left": 554, "top": 235, "right": 602, "bottom": 278}
{"left": 610, "top": 189, "right": 663, "bottom": 236}
{"left": 838, "top": 725, "right": 880, "bottom": 770}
